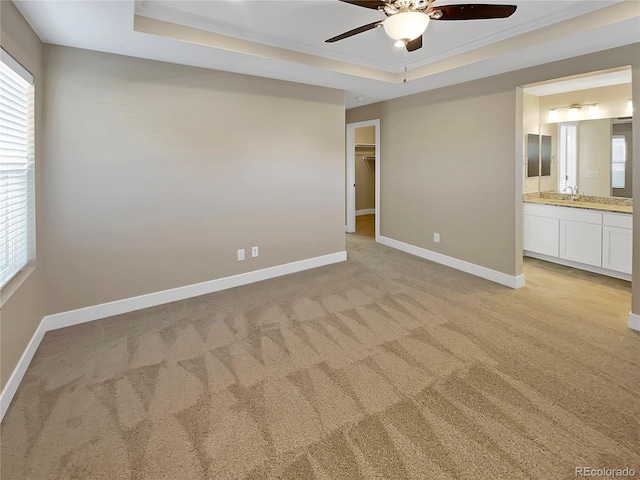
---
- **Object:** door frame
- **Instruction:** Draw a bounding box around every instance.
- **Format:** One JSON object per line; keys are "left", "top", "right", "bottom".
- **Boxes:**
{"left": 346, "top": 119, "right": 380, "bottom": 240}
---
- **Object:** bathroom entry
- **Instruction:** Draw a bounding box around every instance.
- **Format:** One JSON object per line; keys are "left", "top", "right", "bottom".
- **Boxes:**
{"left": 345, "top": 119, "right": 380, "bottom": 239}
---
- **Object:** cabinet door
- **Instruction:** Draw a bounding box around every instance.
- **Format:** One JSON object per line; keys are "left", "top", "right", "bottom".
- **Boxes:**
{"left": 559, "top": 220, "right": 602, "bottom": 267}
{"left": 602, "top": 226, "right": 632, "bottom": 274}
{"left": 524, "top": 215, "right": 559, "bottom": 257}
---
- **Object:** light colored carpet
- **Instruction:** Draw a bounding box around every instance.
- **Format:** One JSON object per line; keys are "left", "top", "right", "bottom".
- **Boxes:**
{"left": 2, "top": 234, "right": 639, "bottom": 479}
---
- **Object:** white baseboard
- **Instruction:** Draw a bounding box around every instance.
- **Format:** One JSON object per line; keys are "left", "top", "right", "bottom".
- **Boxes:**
{"left": 524, "top": 251, "right": 632, "bottom": 282}
{"left": 378, "top": 235, "right": 524, "bottom": 289}
{"left": 0, "top": 251, "right": 347, "bottom": 421}
{"left": 356, "top": 209, "right": 376, "bottom": 216}
{"left": 629, "top": 312, "right": 640, "bottom": 332}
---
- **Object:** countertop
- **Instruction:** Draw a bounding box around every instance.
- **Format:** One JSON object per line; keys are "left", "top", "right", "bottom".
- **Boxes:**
{"left": 524, "top": 197, "right": 632, "bottom": 214}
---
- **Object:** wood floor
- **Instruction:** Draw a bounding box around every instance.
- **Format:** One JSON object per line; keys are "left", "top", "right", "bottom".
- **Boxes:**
{"left": 355, "top": 214, "right": 375, "bottom": 238}
{"left": 522, "top": 256, "right": 631, "bottom": 321}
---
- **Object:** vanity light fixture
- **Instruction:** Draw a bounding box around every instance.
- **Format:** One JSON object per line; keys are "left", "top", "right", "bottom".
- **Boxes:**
{"left": 628, "top": 99, "right": 634, "bottom": 114}
{"left": 567, "top": 104, "right": 581, "bottom": 119}
{"left": 548, "top": 103, "right": 600, "bottom": 122}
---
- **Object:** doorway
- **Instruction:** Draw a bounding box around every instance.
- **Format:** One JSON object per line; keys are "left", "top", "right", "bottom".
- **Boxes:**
{"left": 346, "top": 119, "right": 380, "bottom": 240}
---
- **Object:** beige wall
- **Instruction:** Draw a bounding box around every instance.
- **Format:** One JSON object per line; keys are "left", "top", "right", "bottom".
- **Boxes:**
{"left": 346, "top": 103, "right": 382, "bottom": 125}
{"left": 0, "top": 1, "right": 46, "bottom": 390}
{"left": 380, "top": 90, "right": 520, "bottom": 275}
{"left": 578, "top": 119, "right": 612, "bottom": 196}
{"left": 523, "top": 93, "right": 541, "bottom": 194}
{"left": 355, "top": 126, "right": 375, "bottom": 211}
{"left": 41, "top": 45, "right": 346, "bottom": 315}
{"left": 347, "top": 44, "right": 640, "bottom": 287}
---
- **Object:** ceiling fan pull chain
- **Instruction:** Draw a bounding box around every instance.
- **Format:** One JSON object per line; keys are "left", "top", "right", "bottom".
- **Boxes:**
{"left": 403, "top": 48, "right": 408, "bottom": 84}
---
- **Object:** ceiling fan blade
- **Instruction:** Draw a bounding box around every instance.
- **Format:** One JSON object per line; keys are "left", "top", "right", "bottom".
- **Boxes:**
{"left": 338, "top": 0, "right": 387, "bottom": 10}
{"left": 406, "top": 36, "right": 422, "bottom": 52}
{"left": 429, "top": 4, "right": 517, "bottom": 20}
{"left": 325, "top": 21, "right": 383, "bottom": 43}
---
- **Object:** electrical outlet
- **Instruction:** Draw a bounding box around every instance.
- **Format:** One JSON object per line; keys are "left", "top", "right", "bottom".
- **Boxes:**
{"left": 251, "top": 246, "right": 259, "bottom": 258}
{"left": 587, "top": 171, "right": 600, "bottom": 179}
{"left": 237, "top": 249, "right": 245, "bottom": 261}
{"left": 434, "top": 233, "right": 440, "bottom": 243}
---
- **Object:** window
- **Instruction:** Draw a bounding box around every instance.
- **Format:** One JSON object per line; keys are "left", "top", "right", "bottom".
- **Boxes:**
{"left": 611, "top": 135, "right": 626, "bottom": 189}
{"left": 558, "top": 122, "right": 577, "bottom": 193}
{"left": 1, "top": 49, "right": 34, "bottom": 289}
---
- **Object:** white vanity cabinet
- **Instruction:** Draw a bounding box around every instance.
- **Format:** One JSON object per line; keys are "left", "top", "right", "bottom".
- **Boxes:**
{"left": 523, "top": 203, "right": 632, "bottom": 279}
{"left": 602, "top": 213, "right": 633, "bottom": 274}
{"left": 523, "top": 214, "right": 559, "bottom": 257}
{"left": 558, "top": 209, "right": 603, "bottom": 267}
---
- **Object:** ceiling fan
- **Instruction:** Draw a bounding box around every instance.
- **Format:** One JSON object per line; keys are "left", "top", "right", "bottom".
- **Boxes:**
{"left": 326, "top": 0, "right": 517, "bottom": 52}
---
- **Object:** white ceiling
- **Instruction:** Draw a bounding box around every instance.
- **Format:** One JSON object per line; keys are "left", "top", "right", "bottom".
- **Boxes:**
{"left": 14, "top": 0, "right": 640, "bottom": 108}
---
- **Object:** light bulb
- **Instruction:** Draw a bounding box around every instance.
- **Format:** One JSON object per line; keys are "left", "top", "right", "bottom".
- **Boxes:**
{"left": 588, "top": 104, "right": 599, "bottom": 117}
{"left": 548, "top": 109, "right": 559, "bottom": 122}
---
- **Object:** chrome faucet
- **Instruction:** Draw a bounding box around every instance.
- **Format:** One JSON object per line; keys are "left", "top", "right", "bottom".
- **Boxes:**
{"left": 564, "top": 185, "right": 578, "bottom": 201}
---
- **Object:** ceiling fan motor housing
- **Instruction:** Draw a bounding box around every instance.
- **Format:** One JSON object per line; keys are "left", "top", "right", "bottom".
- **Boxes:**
{"left": 383, "top": 0, "right": 431, "bottom": 15}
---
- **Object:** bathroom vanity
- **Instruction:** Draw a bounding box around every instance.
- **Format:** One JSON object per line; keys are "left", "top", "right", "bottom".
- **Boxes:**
{"left": 523, "top": 193, "right": 632, "bottom": 280}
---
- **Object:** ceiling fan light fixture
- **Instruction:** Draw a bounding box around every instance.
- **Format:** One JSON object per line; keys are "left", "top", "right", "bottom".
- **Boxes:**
{"left": 383, "top": 12, "right": 430, "bottom": 41}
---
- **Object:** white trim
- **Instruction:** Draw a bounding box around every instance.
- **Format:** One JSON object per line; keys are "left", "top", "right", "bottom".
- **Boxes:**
{"left": 1, "top": 47, "right": 34, "bottom": 85}
{"left": 628, "top": 312, "right": 640, "bottom": 332}
{"left": 379, "top": 235, "right": 525, "bottom": 289}
{"left": 524, "top": 251, "right": 632, "bottom": 282}
{"left": 374, "top": 122, "right": 381, "bottom": 243}
{"left": 346, "top": 119, "right": 380, "bottom": 236}
{"left": 0, "top": 251, "right": 346, "bottom": 420}
{"left": 356, "top": 209, "right": 376, "bottom": 216}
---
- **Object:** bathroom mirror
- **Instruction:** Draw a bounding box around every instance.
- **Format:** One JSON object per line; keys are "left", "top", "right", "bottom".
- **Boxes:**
{"left": 522, "top": 67, "right": 633, "bottom": 199}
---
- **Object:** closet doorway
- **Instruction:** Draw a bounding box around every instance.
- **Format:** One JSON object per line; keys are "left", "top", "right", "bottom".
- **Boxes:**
{"left": 346, "top": 119, "right": 380, "bottom": 240}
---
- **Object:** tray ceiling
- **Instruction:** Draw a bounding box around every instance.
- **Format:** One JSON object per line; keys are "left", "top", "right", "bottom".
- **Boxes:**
{"left": 14, "top": 0, "right": 640, "bottom": 107}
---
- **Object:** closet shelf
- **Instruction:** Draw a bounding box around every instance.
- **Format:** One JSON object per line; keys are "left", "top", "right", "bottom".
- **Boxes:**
{"left": 355, "top": 143, "right": 375, "bottom": 148}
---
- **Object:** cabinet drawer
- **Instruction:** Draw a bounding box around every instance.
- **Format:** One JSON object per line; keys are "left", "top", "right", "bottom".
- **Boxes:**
{"left": 602, "top": 212, "right": 632, "bottom": 229}
{"left": 556, "top": 206, "right": 602, "bottom": 225}
{"left": 523, "top": 203, "right": 602, "bottom": 224}
{"left": 524, "top": 203, "right": 560, "bottom": 219}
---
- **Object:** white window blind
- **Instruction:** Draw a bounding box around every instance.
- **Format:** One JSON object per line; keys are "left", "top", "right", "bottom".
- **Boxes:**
{"left": 611, "top": 135, "right": 626, "bottom": 189}
{"left": 558, "top": 123, "right": 577, "bottom": 193}
{"left": 1, "top": 50, "right": 34, "bottom": 289}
